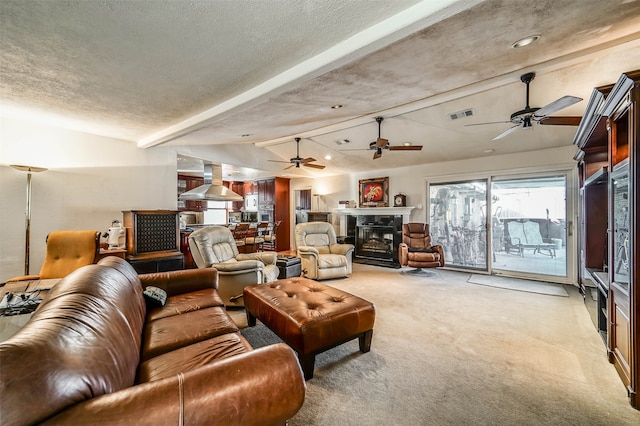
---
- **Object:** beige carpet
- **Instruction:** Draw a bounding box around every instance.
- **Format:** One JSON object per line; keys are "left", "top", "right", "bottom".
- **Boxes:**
{"left": 467, "top": 274, "right": 569, "bottom": 297}
{"left": 233, "top": 264, "right": 640, "bottom": 425}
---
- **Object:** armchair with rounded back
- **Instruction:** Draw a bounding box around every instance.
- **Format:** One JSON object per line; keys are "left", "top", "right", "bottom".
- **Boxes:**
{"left": 295, "top": 222, "right": 354, "bottom": 280}
{"left": 188, "top": 225, "right": 280, "bottom": 307}
{"left": 399, "top": 223, "right": 445, "bottom": 270}
{"left": 6, "top": 230, "right": 100, "bottom": 283}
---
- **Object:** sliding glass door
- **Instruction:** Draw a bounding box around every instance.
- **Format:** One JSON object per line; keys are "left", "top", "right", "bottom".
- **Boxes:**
{"left": 428, "top": 174, "right": 570, "bottom": 279}
{"left": 491, "top": 176, "right": 567, "bottom": 277}
{"left": 429, "top": 180, "right": 488, "bottom": 271}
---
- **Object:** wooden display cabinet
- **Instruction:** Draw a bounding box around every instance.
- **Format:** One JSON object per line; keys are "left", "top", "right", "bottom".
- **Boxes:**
{"left": 574, "top": 70, "right": 639, "bottom": 409}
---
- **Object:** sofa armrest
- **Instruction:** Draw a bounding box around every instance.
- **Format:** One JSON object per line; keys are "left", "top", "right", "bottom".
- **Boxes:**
{"left": 237, "top": 252, "right": 278, "bottom": 265}
{"left": 5, "top": 274, "right": 40, "bottom": 283}
{"left": 329, "top": 243, "right": 354, "bottom": 256}
{"left": 42, "top": 344, "right": 306, "bottom": 426}
{"left": 297, "top": 246, "right": 319, "bottom": 257}
{"left": 214, "top": 259, "right": 264, "bottom": 274}
{"left": 430, "top": 244, "right": 445, "bottom": 267}
{"left": 139, "top": 269, "right": 219, "bottom": 295}
{"left": 399, "top": 242, "right": 408, "bottom": 266}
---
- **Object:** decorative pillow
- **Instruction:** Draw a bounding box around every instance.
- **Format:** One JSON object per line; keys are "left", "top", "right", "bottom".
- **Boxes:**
{"left": 143, "top": 286, "right": 167, "bottom": 308}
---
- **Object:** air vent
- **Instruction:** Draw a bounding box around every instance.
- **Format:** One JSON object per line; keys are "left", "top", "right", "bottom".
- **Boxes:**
{"left": 448, "top": 108, "right": 475, "bottom": 120}
{"left": 335, "top": 139, "right": 350, "bottom": 145}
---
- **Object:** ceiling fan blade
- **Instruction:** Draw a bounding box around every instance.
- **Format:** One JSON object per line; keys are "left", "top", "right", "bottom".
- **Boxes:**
{"left": 304, "top": 163, "right": 325, "bottom": 169}
{"left": 492, "top": 125, "right": 521, "bottom": 141}
{"left": 464, "top": 121, "right": 513, "bottom": 127}
{"left": 376, "top": 137, "right": 388, "bottom": 148}
{"left": 283, "top": 164, "right": 294, "bottom": 170}
{"left": 299, "top": 157, "right": 316, "bottom": 164}
{"left": 538, "top": 116, "right": 582, "bottom": 126}
{"left": 268, "top": 159, "right": 292, "bottom": 164}
{"left": 389, "top": 145, "right": 423, "bottom": 151}
{"left": 535, "top": 95, "right": 582, "bottom": 117}
{"left": 373, "top": 150, "right": 382, "bottom": 160}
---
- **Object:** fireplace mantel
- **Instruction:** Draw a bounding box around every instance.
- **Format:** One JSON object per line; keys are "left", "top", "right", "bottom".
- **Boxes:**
{"left": 332, "top": 206, "right": 415, "bottom": 221}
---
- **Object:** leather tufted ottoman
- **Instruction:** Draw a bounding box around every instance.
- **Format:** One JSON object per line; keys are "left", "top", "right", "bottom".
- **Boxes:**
{"left": 243, "top": 277, "right": 375, "bottom": 379}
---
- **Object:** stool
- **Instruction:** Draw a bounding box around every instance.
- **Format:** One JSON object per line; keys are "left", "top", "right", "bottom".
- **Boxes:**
{"left": 244, "top": 277, "right": 375, "bottom": 379}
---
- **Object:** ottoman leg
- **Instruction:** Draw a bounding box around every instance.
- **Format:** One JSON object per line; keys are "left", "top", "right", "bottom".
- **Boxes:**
{"left": 359, "top": 329, "right": 373, "bottom": 353}
{"left": 246, "top": 310, "right": 257, "bottom": 327}
{"left": 298, "top": 353, "right": 316, "bottom": 380}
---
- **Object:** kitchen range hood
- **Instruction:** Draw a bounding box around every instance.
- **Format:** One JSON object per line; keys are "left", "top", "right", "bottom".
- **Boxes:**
{"left": 179, "top": 163, "right": 243, "bottom": 202}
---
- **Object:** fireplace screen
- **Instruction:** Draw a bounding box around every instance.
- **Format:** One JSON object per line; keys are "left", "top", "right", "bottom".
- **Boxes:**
{"left": 350, "top": 214, "right": 402, "bottom": 267}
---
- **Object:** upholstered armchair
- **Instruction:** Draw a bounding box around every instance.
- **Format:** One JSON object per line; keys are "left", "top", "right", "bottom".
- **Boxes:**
{"left": 188, "top": 226, "right": 280, "bottom": 307}
{"left": 399, "top": 223, "right": 445, "bottom": 271}
{"left": 295, "top": 222, "right": 354, "bottom": 280}
{"left": 6, "top": 230, "right": 100, "bottom": 283}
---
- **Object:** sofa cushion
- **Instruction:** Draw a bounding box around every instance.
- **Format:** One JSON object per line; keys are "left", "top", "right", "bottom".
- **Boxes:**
{"left": 0, "top": 261, "right": 146, "bottom": 426}
{"left": 136, "top": 333, "right": 252, "bottom": 383}
{"left": 141, "top": 306, "right": 239, "bottom": 361}
{"left": 146, "top": 288, "right": 224, "bottom": 322}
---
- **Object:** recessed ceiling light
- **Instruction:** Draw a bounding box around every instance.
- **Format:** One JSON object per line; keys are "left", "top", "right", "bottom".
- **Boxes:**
{"left": 403, "top": 142, "right": 412, "bottom": 147}
{"left": 484, "top": 149, "right": 494, "bottom": 153}
{"left": 330, "top": 104, "right": 344, "bottom": 109}
{"left": 512, "top": 35, "right": 540, "bottom": 48}
{"left": 324, "top": 154, "right": 332, "bottom": 160}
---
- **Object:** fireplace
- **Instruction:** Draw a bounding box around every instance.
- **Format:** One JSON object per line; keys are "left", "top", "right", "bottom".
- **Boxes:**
{"left": 354, "top": 215, "right": 402, "bottom": 268}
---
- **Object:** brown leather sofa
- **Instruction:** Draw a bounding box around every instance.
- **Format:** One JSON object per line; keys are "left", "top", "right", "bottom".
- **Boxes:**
{"left": 0, "top": 256, "right": 305, "bottom": 425}
{"left": 399, "top": 223, "right": 445, "bottom": 270}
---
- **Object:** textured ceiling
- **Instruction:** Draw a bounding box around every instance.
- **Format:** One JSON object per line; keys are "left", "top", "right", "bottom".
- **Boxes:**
{"left": 2, "top": 0, "right": 640, "bottom": 179}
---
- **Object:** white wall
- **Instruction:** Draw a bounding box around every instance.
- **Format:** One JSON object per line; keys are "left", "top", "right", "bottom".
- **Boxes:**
{"left": 0, "top": 116, "right": 177, "bottom": 281}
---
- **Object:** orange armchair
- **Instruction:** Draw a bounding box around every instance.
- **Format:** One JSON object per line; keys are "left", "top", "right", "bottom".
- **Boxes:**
{"left": 399, "top": 223, "right": 445, "bottom": 271}
{"left": 6, "top": 230, "right": 101, "bottom": 283}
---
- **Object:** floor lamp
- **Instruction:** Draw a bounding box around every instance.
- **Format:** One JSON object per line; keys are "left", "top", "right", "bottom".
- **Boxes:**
{"left": 11, "top": 164, "right": 47, "bottom": 275}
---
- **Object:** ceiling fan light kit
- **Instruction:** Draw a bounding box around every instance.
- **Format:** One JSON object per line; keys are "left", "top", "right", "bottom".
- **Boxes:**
{"left": 268, "top": 137, "right": 326, "bottom": 170}
{"left": 369, "top": 116, "right": 423, "bottom": 159}
{"left": 468, "top": 72, "right": 583, "bottom": 140}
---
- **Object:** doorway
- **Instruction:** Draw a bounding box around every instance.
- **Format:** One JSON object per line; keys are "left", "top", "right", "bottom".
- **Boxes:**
{"left": 491, "top": 176, "right": 567, "bottom": 278}
{"left": 429, "top": 180, "right": 488, "bottom": 271}
{"left": 429, "top": 173, "right": 570, "bottom": 280}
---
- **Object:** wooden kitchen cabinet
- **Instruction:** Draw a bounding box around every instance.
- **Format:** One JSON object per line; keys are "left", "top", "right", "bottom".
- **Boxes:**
{"left": 257, "top": 179, "right": 275, "bottom": 207}
{"left": 230, "top": 181, "right": 245, "bottom": 212}
{"left": 256, "top": 178, "right": 290, "bottom": 251}
{"left": 178, "top": 174, "right": 205, "bottom": 211}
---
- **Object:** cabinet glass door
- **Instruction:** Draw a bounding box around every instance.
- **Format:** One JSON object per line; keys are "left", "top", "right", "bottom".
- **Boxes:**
{"left": 611, "top": 165, "right": 630, "bottom": 291}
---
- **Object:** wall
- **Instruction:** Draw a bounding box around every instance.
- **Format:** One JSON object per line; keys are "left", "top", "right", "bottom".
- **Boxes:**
{"left": 289, "top": 145, "right": 579, "bottom": 222}
{"left": 0, "top": 116, "right": 177, "bottom": 281}
{"left": 287, "top": 145, "right": 580, "bottom": 283}
{"left": 1, "top": 112, "right": 581, "bottom": 281}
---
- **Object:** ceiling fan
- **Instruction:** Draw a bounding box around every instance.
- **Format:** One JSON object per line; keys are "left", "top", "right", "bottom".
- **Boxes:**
{"left": 343, "top": 116, "right": 423, "bottom": 159}
{"left": 466, "top": 72, "right": 583, "bottom": 140}
{"left": 268, "top": 137, "right": 325, "bottom": 170}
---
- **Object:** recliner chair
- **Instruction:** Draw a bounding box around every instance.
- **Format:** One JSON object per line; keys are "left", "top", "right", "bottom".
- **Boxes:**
{"left": 6, "top": 230, "right": 100, "bottom": 283}
{"left": 399, "top": 223, "right": 444, "bottom": 272}
{"left": 188, "top": 225, "right": 280, "bottom": 307}
{"left": 295, "top": 222, "right": 354, "bottom": 280}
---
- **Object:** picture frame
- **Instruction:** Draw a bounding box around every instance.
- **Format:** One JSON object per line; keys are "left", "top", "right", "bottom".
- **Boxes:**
{"left": 359, "top": 177, "right": 389, "bottom": 207}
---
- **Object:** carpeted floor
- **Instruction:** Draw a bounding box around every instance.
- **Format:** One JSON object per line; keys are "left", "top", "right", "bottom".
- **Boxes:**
{"left": 233, "top": 264, "right": 640, "bottom": 425}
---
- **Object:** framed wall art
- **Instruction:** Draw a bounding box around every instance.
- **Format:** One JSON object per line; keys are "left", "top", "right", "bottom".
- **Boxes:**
{"left": 359, "top": 177, "right": 389, "bottom": 207}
